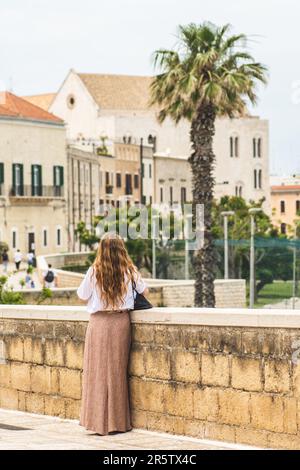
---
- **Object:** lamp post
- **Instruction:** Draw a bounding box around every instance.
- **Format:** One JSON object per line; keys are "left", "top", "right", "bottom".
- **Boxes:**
{"left": 221, "top": 211, "right": 235, "bottom": 280}
{"left": 184, "top": 213, "right": 193, "bottom": 280}
{"left": 152, "top": 213, "right": 159, "bottom": 279}
{"left": 249, "top": 208, "right": 262, "bottom": 309}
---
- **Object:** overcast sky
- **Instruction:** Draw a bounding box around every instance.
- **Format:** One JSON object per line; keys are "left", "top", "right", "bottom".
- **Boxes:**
{"left": 1, "top": 0, "right": 299, "bottom": 175}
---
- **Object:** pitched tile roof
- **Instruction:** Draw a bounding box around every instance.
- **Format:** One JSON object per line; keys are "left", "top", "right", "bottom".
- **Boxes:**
{"left": 23, "top": 93, "right": 56, "bottom": 111}
{"left": 78, "top": 73, "right": 154, "bottom": 110}
{"left": 0, "top": 92, "right": 63, "bottom": 124}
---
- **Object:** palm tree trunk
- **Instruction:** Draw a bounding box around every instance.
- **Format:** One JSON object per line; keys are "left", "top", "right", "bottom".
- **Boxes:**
{"left": 189, "top": 104, "right": 216, "bottom": 307}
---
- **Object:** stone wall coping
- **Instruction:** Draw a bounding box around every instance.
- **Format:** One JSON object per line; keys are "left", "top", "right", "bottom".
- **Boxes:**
{"left": 1, "top": 305, "right": 300, "bottom": 328}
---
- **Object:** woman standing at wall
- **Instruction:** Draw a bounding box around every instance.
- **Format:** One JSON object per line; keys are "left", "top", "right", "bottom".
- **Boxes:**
{"left": 77, "top": 233, "right": 148, "bottom": 435}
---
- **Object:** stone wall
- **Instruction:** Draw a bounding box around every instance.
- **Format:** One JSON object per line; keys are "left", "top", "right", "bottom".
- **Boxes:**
{"left": 0, "top": 306, "right": 300, "bottom": 449}
{"left": 160, "top": 279, "right": 246, "bottom": 308}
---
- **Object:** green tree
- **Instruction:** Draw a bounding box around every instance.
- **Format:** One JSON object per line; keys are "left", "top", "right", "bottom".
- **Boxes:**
{"left": 150, "top": 22, "right": 267, "bottom": 307}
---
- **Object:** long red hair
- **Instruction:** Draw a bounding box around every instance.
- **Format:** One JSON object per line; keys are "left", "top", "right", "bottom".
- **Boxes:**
{"left": 93, "top": 233, "right": 137, "bottom": 309}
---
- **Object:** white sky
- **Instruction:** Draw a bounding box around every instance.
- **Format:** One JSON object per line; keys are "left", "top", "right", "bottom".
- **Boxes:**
{"left": 1, "top": 0, "right": 300, "bottom": 175}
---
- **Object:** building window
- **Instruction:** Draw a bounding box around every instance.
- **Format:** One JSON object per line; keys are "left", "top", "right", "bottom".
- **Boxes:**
{"left": 296, "top": 200, "right": 300, "bottom": 214}
{"left": 12, "top": 163, "right": 24, "bottom": 196}
{"left": 257, "top": 138, "right": 262, "bottom": 157}
{"left": 149, "top": 164, "right": 152, "bottom": 178}
{"left": 160, "top": 187, "right": 163, "bottom": 203}
{"left": 253, "top": 138, "right": 256, "bottom": 158}
{"left": 281, "top": 223, "right": 287, "bottom": 235}
{"left": 234, "top": 137, "right": 239, "bottom": 157}
{"left": 258, "top": 169, "right": 262, "bottom": 189}
{"left": 253, "top": 138, "right": 262, "bottom": 158}
{"left": 105, "top": 172, "right": 110, "bottom": 185}
{"left": 116, "top": 173, "right": 122, "bottom": 188}
{"left": 12, "top": 229, "right": 17, "bottom": 250}
{"left": 280, "top": 200, "right": 285, "bottom": 214}
{"left": 125, "top": 174, "right": 132, "bottom": 195}
{"left": 134, "top": 174, "right": 139, "bottom": 189}
{"left": 56, "top": 227, "right": 62, "bottom": 247}
{"left": 235, "top": 186, "right": 242, "bottom": 197}
{"left": 67, "top": 94, "right": 76, "bottom": 109}
{"left": 0, "top": 162, "right": 4, "bottom": 194}
{"left": 181, "top": 187, "right": 186, "bottom": 205}
{"left": 31, "top": 164, "right": 42, "bottom": 196}
{"left": 230, "top": 136, "right": 239, "bottom": 157}
{"left": 43, "top": 229, "right": 48, "bottom": 247}
{"left": 170, "top": 186, "right": 173, "bottom": 205}
{"left": 230, "top": 137, "right": 234, "bottom": 157}
{"left": 142, "top": 163, "right": 145, "bottom": 178}
{"left": 254, "top": 170, "right": 257, "bottom": 189}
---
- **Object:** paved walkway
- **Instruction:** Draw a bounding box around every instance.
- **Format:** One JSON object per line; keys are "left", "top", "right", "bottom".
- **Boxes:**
{"left": 0, "top": 409, "right": 254, "bottom": 450}
{"left": 1, "top": 262, "right": 42, "bottom": 290}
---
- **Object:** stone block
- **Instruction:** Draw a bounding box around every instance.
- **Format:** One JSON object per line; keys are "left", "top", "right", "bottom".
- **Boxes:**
{"left": 45, "top": 340, "right": 65, "bottom": 367}
{"left": 65, "top": 341, "right": 84, "bottom": 370}
{"left": 194, "top": 387, "right": 219, "bottom": 421}
{"left": 10, "top": 362, "right": 31, "bottom": 392}
{"left": 25, "top": 392, "right": 45, "bottom": 414}
{"left": 144, "top": 347, "right": 171, "bottom": 380}
{"left": 0, "top": 387, "right": 18, "bottom": 409}
{"left": 201, "top": 354, "right": 229, "bottom": 387}
{"left": 23, "top": 337, "right": 44, "bottom": 364}
{"left": 218, "top": 389, "right": 250, "bottom": 426}
{"left": 172, "top": 350, "right": 200, "bottom": 383}
{"left": 0, "top": 363, "right": 11, "bottom": 388}
{"left": 31, "top": 365, "right": 51, "bottom": 394}
{"left": 232, "top": 357, "right": 263, "bottom": 392}
{"left": 44, "top": 396, "right": 66, "bottom": 418}
{"left": 59, "top": 368, "right": 81, "bottom": 399}
{"left": 264, "top": 360, "right": 290, "bottom": 393}
{"left": 6, "top": 336, "right": 23, "bottom": 361}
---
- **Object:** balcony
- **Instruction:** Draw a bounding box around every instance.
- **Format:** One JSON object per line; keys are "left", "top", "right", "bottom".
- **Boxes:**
{"left": 9, "top": 185, "right": 64, "bottom": 203}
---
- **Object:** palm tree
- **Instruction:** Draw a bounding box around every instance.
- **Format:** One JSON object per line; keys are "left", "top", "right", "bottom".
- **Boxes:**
{"left": 150, "top": 22, "right": 267, "bottom": 307}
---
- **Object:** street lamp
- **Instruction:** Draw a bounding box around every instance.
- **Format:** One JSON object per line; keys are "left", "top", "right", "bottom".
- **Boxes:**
{"left": 249, "top": 208, "right": 262, "bottom": 309}
{"left": 221, "top": 211, "right": 235, "bottom": 280}
{"left": 184, "top": 213, "right": 193, "bottom": 280}
{"left": 152, "top": 213, "right": 159, "bottom": 279}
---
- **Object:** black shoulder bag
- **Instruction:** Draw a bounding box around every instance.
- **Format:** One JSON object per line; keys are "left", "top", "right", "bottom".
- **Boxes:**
{"left": 132, "top": 281, "right": 153, "bottom": 310}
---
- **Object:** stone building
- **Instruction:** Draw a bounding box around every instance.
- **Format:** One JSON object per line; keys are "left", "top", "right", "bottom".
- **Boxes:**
{"left": 270, "top": 175, "right": 300, "bottom": 234}
{"left": 67, "top": 141, "right": 149, "bottom": 251}
{"left": 25, "top": 69, "right": 270, "bottom": 211}
{"left": 0, "top": 92, "right": 68, "bottom": 257}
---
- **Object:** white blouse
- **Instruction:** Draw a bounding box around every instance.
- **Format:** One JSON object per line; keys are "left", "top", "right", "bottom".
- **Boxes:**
{"left": 77, "top": 266, "right": 147, "bottom": 314}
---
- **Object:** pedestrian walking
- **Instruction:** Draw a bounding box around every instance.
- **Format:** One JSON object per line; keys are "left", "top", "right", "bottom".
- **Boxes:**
{"left": 14, "top": 250, "right": 22, "bottom": 271}
{"left": 27, "top": 251, "right": 34, "bottom": 268}
{"left": 2, "top": 250, "right": 9, "bottom": 273}
{"left": 77, "top": 233, "right": 149, "bottom": 436}
{"left": 42, "top": 264, "right": 57, "bottom": 288}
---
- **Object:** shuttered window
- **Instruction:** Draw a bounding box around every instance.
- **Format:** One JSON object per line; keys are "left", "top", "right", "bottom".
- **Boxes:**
{"left": 0, "top": 163, "right": 4, "bottom": 184}
{"left": 12, "top": 163, "right": 24, "bottom": 196}
{"left": 31, "top": 164, "right": 42, "bottom": 196}
{"left": 53, "top": 166, "right": 64, "bottom": 187}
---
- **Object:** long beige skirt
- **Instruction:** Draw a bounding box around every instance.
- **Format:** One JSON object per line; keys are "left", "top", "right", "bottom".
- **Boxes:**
{"left": 80, "top": 310, "right": 132, "bottom": 435}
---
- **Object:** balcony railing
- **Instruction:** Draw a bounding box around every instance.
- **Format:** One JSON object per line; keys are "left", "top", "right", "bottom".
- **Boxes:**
{"left": 9, "top": 185, "right": 64, "bottom": 198}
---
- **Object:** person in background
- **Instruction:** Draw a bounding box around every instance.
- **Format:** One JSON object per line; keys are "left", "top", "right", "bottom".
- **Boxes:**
{"left": 25, "top": 269, "right": 34, "bottom": 289}
{"left": 2, "top": 250, "right": 9, "bottom": 273}
{"left": 14, "top": 250, "right": 22, "bottom": 271}
{"left": 43, "top": 264, "right": 57, "bottom": 288}
{"left": 27, "top": 251, "right": 34, "bottom": 268}
{"left": 77, "top": 232, "right": 149, "bottom": 436}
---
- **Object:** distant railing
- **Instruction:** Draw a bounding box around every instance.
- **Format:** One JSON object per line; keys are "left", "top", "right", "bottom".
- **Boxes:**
{"left": 9, "top": 185, "right": 64, "bottom": 198}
